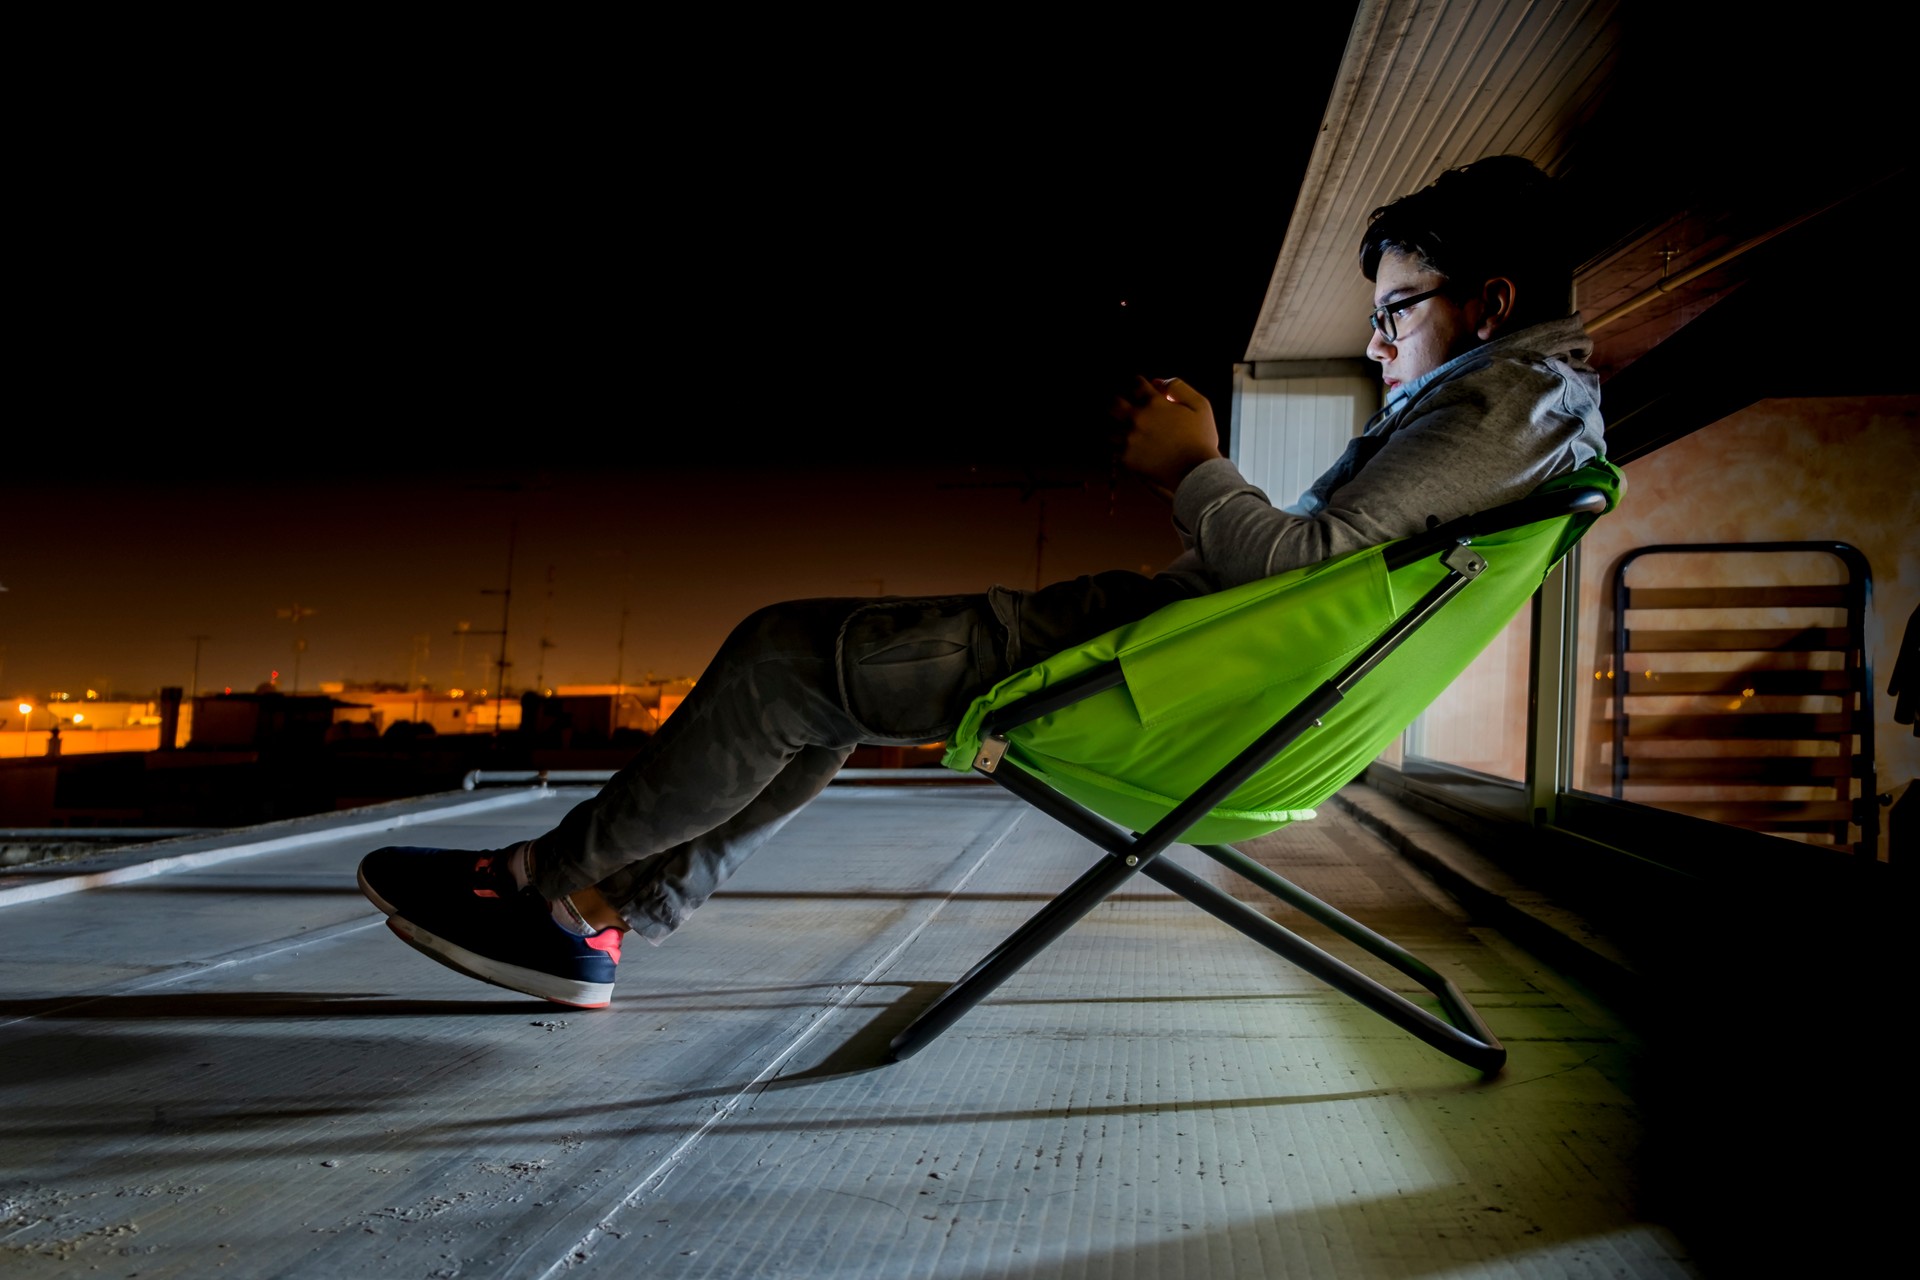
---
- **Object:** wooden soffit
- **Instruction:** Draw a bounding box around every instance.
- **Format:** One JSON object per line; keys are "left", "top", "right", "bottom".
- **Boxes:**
{"left": 1244, "top": 0, "right": 1622, "bottom": 362}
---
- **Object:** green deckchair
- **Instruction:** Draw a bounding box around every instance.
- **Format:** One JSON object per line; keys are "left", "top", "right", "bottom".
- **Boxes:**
{"left": 889, "top": 458, "right": 1623, "bottom": 1074}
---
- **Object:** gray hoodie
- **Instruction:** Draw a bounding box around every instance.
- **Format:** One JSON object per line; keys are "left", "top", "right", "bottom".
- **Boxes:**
{"left": 1163, "top": 315, "right": 1606, "bottom": 591}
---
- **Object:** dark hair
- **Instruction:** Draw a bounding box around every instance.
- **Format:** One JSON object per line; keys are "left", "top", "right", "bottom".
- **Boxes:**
{"left": 1359, "top": 155, "right": 1574, "bottom": 323}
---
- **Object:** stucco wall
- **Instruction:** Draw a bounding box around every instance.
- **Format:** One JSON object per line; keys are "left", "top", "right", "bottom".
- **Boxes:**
{"left": 1570, "top": 396, "right": 1918, "bottom": 858}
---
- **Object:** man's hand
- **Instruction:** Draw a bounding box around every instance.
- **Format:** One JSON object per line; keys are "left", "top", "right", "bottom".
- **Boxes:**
{"left": 1113, "top": 376, "right": 1223, "bottom": 498}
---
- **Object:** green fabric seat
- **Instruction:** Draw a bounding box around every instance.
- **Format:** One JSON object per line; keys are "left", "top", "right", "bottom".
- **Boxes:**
{"left": 942, "top": 458, "right": 1623, "bottom": 844}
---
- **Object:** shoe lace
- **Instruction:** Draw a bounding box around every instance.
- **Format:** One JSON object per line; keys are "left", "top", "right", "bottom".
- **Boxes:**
{"left": 468, "top": 853, "right": 521, "bottom": 900}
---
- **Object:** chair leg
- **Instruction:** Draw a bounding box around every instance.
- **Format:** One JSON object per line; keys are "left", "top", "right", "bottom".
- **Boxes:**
{"left": 889, "top": 760, "right": 1174, "bottom": 1061}
{"left": 889, "top": 755, "right": 1505, "bottom": 1070}
{"left": 886, "top": 847, "right": 1143, "bottom": 1062}
{"left": 1148, "top": 851, "right": 1505, "bottom": 1073}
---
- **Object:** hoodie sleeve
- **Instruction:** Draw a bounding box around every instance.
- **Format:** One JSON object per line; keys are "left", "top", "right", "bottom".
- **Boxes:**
{"left": 1171, "top": 353, "right": 1600, "bottom": 588}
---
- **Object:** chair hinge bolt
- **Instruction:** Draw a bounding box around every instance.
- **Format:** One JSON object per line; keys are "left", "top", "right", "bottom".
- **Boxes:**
{"left": 974, "top": 735, "right": 1009, "bottom": 774}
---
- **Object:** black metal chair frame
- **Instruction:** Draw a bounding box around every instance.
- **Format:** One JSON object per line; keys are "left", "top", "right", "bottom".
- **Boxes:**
{"left": 888, "top": 485, "right": 1612, "bottom": 1075}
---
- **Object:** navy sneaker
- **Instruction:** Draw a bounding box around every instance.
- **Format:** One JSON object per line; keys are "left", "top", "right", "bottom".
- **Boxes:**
{"left": 357, "top": 845, "right": 621, "bottom": 1008}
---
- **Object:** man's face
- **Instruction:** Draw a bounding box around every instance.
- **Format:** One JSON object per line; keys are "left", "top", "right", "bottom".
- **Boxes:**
{"left": 1365, "top": 249, "right": 1483, "bottom": 394}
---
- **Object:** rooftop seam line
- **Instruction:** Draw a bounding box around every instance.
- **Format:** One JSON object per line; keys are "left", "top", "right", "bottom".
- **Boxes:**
{"left": 0, "top": 788, "right": 555, "bottom": 910}
{"left": 0, "top": 914, "right": 389, "bottom": 1034}
{"left": 530, "top": 806, "right": 1028, "bottom": 1280}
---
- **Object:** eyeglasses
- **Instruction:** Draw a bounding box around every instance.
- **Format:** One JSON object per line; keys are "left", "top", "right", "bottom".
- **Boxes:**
{"left": 1367, "top": 285, "right": 1451, "bottom": 343}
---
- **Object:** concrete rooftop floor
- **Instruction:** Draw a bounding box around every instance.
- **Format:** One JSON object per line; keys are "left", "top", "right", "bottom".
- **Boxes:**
{"left": 0, "top": 779, "right": 1696, "bottom": 1279}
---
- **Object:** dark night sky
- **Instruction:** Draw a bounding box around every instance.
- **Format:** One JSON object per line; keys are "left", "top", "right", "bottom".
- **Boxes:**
{"left": 8, "top": 21, "right": 1363, "bottom": 699}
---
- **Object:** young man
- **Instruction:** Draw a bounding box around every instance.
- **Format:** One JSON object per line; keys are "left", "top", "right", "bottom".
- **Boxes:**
{"left": 358, "top": 154, "right": 1606, "bottom": 1007}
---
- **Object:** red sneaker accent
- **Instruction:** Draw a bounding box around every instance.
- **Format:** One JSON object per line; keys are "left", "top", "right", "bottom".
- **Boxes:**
{"left": 584, "top": 929, "right": 624, "bottom": 963}
{"left": 471, "top": 856, "right": 501, "bottom": 898}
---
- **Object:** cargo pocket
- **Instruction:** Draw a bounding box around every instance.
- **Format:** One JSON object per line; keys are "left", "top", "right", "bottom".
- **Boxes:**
{"left": 836, "top": 596, "right": 1003, "bottom": 742}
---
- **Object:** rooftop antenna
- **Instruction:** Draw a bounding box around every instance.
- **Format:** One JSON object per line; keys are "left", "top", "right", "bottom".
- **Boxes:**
{"left": 458, "top": 478, "right": 547, "bottom": 729}
{"left": 613, "top": 559, "right": 632, "bottom": 697}
{"left": 534, "top": 563, "right": 557, "bottom": 694}
{"left": 937, "top": 468, "right": 1084, "bottom": 590}
{"left": 473, "top": 522, "right": 517, "bottom": 736}
{"left": 188, "top": 635, "right": 211, "bottom": 701}
{"left": 407, "top": 633, "right": 430, "bottom": 691}
{"left": 451, "top": 620, "right": 471, "bottom": 689}
{"left": 273, "top": 605, "right": 317, "bottom": 692}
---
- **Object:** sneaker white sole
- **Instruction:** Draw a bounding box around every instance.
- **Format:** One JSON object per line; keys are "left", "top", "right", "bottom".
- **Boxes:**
{"left": 357, "top": 863, "right": 401, "bottom": 917}
{"left": 383, "top": 915, "right": 614, "bottom": 1010}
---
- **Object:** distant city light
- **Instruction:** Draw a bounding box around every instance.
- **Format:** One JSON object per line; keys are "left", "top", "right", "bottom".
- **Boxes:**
{"left": 17, "top": 703, "right": 30, "bottom": 716}
{"left": 72, "top": 714, "right": 84, "bottom": 724}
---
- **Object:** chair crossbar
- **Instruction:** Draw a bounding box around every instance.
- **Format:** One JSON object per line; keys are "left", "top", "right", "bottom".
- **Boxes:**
{"left": 1177, "top": 845, "right": 1505, "bottom": 1070}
